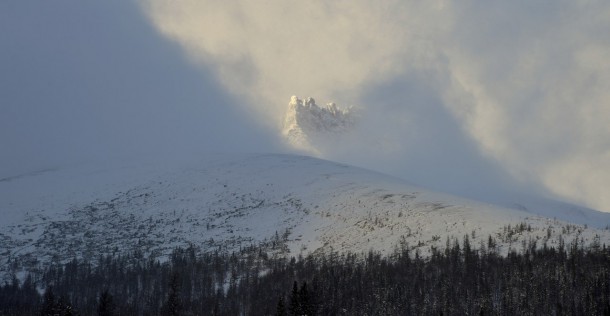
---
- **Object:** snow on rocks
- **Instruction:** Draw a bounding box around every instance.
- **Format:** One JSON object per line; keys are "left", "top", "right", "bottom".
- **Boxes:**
{"left": 283, "top": 96, "right": 354, "bottom": 153}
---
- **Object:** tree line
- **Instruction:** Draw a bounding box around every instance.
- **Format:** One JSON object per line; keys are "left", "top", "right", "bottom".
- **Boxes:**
{"left": 1, "top": 235, "right": 609, "bottom": 315}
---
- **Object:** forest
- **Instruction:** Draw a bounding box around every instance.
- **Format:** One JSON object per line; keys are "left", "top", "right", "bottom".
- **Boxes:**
{"left": 1, "top": 234, "right": 610, "bottom": 315}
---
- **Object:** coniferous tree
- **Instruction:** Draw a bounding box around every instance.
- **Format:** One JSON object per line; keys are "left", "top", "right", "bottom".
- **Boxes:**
{"left": 40, "top": 287, "right": 57, "bottom": 316}
{"left": 56, "top": 296, "right": 74, "bottom": 316}
{"left": 299, "top": 282, "right": 313, "bottom": 316}
{"left": 4, "top": 237, "right": 610, "bottom": 315}
{"left": 163, "top": 271, "right": 182, "bottom": 316}
{"left": 289, "top": 281, "right": 301, "bottom": 316}
{"left": 97, "top": 290, "right": 114, "bottom": 316}
{"left": 276, "top": 296, "right": 287, "bottom": 316}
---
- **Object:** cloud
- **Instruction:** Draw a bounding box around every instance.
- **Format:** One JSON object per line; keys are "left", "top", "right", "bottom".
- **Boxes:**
{"left": 440, "top": 1, "right": 610, "bottom": 210}
{"left": 139, "top": 1, "right": 610, "bottom": 212}
{"left": 139, "top": 1, "right": 451, "bottom": 124}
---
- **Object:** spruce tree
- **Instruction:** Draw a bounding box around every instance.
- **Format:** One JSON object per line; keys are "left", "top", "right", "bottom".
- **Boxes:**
{"left": 289, "top": 281, "right": 301, "bottom": 316}
{"left": 276, "top": 296, "right": 287, "bottom": 316}
{"left": 163, "top": 272, "right": 182, "bottom": 316}
{"left": 299, "top": 282, "right": 312, "bottom": 316}
{"left": 97, "top": 290, "right": 114, "bottom": 316}
{"left": 40, "top": 287, "right": 56, "bottom": 316}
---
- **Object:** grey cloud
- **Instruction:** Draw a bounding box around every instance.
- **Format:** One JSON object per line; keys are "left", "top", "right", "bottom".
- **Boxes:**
{"left": 441, "top": 1, "right": 610, "bottom": 210}
{"left": 140, "top": 0, "right": 610, "bottom": 211}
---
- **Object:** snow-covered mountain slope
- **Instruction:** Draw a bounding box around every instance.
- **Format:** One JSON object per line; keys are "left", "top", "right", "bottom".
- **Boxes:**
{"left": 282, "top": 96, "right": 354, "bottom": 153}
{"left": 1, "top": 154, "right": 610, "bottom": 279}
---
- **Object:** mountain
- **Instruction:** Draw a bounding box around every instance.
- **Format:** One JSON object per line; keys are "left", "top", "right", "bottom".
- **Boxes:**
{"left": 282, "top": 96, "right": 354, "bottom": 153}
{"left": 280, "top": 95, "right": 610, "bottom": 226}
{"left": 1, "top": 153, "right": 610, "bottom": 281}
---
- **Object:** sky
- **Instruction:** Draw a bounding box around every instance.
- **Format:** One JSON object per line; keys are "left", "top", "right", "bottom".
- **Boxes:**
{"left": 2, "top": 1, "right": 610, "bottom": 212}
{"left": 0, "top": 0, "right": 281, "bottom": 176}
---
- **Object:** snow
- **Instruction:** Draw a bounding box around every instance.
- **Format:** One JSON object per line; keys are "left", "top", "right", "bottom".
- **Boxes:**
{"left": 1, "top": 153, "right": 610, "bottom": 280}
{"left": 283, "top": 96, "right": 354, "bottom": 153}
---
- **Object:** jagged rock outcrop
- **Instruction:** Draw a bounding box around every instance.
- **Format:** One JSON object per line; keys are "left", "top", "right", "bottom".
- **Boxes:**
{"left": 282, "top": 96, "right": 354, "bottom": 153}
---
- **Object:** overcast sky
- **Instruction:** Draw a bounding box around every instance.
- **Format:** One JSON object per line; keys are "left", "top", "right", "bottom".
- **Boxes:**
{"left": 2, "top": 1, "right": 610, "bottom": 212}
{"left": 0, "top": 0, "right": 281, "bottom": 177}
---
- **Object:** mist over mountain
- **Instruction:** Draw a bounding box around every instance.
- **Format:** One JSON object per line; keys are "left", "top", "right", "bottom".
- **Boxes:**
{"left": 4, "top": 2, "right": 610, "bottom": 314}
{"left": 143, "top": 1, "right": 610, "bottom": 213}
{"left": 279, "top": 94, "right": 575, "bottom": 217}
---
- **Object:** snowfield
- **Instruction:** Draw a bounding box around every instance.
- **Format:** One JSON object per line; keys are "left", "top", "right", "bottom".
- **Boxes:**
{"left": 1, "top": 153, "right": 610, "bottom": 280}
